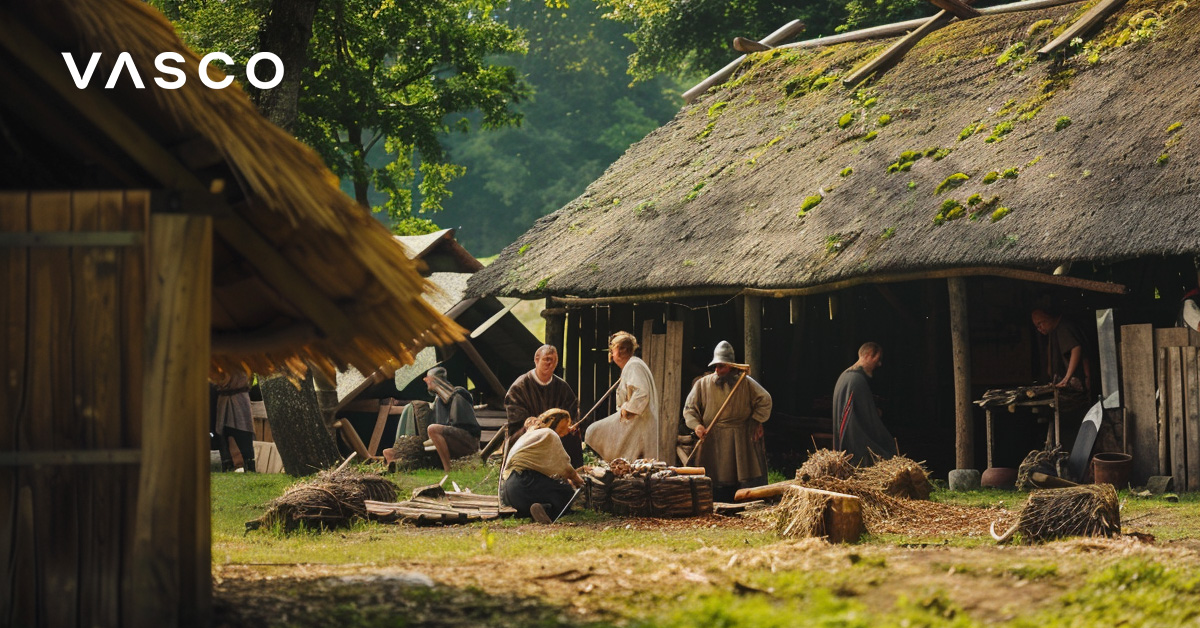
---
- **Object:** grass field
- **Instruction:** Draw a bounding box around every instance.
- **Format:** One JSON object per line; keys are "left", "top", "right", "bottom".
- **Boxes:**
{"left": 212, "top": 463, "right": 1200, "bottom": 627}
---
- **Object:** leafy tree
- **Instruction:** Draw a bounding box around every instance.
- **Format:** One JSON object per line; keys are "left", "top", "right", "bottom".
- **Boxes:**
{"left": 154, "top": 0, "right": 530, "bottom": 232}
{"left": 434, "top": 1, "right": 684, "bottom": 255}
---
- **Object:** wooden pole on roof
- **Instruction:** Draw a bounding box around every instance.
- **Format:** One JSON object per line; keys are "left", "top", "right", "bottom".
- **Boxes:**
{"left": 948, "top": 277, "right": 974, "bottom": 470}
{"left": 842, "top": 10, "right": 955, "bottom": 87}
{"left": 929, "top": 0, "right": 981, "bottom": 19}
{"left": 1037, "top": 0, "right": 1130, "bottom": 56}
{"left": 683, "top": 19, "right": 806, "bottom": 103}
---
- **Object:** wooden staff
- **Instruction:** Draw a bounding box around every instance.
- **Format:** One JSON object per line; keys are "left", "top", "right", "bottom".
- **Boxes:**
{"left": 685, "top": 367, "right": 750, "bottom": 466}
{"left": 568, "top": 378, "right": 621, "bottom": 432}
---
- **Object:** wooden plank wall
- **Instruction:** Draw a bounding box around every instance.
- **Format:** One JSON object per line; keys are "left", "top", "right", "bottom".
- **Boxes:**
{"left": 0, "top": 191, "right": 147, "bottom": 627}
{"left": 640, "top": 319, "right": 682, "bottom": 464}
{"left": 1119, "top": 324, "right": 1156, "bottom": 483}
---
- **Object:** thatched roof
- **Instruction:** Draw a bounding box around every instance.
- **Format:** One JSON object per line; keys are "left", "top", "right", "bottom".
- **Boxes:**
{"left": 470, "top": 0, "right": 1199, "bottom": 300}
{"left": 0, "top": 0, "right": 461, "bottom": 377}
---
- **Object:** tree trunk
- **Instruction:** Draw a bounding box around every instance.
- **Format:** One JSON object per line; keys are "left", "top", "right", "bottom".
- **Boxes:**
{"left": 250, "top": 0, "right": 320, "bottom": 133}
{"left": 347, "top": 125, "right": 370, "bottom": 207}
{"left": 259, "top": 373, "right": 343, "bottom": 476}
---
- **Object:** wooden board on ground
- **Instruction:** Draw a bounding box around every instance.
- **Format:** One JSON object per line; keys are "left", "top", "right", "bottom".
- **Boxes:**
{"left": 1120, "top": 324, "right": 1156, "bottom": 484}
{"left": 252, "top": 441, "right": 285, "bottom": 474}
{"left": 365, "top": 491, "right": 516, "bottom": 525}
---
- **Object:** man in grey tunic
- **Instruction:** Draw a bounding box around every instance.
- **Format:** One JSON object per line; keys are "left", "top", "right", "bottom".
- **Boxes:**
{"left": 832, "top": 342, "right": 896, "bottom": 465}
{"left": 683, "top": 341, "right": 772, "bottom": 501}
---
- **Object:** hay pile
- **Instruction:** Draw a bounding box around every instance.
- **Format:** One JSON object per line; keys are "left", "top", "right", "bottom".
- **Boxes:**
{"left": 997, "top": 484, "right": 1120, "bottom": 543}
{"left": 785, "top": 476, "right": 1010, "bottom": 537}
{"left": 250, "top": 469, "right": 399, "bottom": 532}
{"left": 777, "top": 486, "right": 836, "bottom": 538}
{"left": 856, "top": 453, "right": 933, "bottom": 500}
{"left": 795, "top": 449, "right": 854, "bottom": 482}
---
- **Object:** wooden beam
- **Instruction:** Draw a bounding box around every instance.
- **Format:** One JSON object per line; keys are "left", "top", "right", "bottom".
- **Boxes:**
{"left": 1120, "top": 324, "right": 1157, "bottom": 483}
{"left": 744, "top": 295, "right": 762, "bottom": 381}
{"left": 0, "top": 12, "right": 358, "bottom": 343}
{"left": 132, "top": 213, "right": 212, "bottom": 628}
{"left": 682, "top": 19, "right": 807, "bottom": 102}
{"left": 456, "top": 339, "right": 508, "bottom": 400}
{"left": 1037, "top": 0, "right": 1130, "bottom": 56}
{"left": 948, "top": 277, "right": 974, "bottom": 470}
{"left": 929, "top": 0, "right": 980, "bottom": 20}
{"left": 842, "top": 11, "right": 955, "bottom": 87}
{"left": 732, "top": 37, "right": 773, "bottom": 53}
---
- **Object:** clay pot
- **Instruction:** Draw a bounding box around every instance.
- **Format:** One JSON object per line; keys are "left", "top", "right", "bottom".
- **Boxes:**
{"left": 981, "top": 467, "right": 1017, "bottom": 490}
{"left": 1092, "top": 452, "right": 1133, "bottom": 489}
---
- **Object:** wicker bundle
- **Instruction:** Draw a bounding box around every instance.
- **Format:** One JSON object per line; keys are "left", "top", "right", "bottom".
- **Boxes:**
{"left": 795, "top": 449, "right": 854, "bottom": 482}
{"left": 582, "top": 475, "right": 613, "bottom": 512}
{"left": 648, "top": 475, "right": 713, "bottom": 518}
{"left": 609, "top": 476, "right": 650, "bottom": 517}
{"left": 252, "top": 470, "right": 399, "bottom": 532}
{"left": 855, "top": 453, "right": 933, "bottom": 500}
{"left": 994, "top": 484, "right": 1120, "bottom": 543}
{"left": 389, "top": 435, "right": 439, "bottom": 471}
{"left": 1016, "top": 447, "right": 1067, "bottom": 490}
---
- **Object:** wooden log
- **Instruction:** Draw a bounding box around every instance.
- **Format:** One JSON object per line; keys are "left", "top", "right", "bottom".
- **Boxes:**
{"left": 948, "top": 277, "right": 974, "bottom": 470}
{"left": 929, "top": 0, "right": 980, "bottom": 19}
{"left": 132, "top": 212, "right": 212, "bottom": 628}
{"left": 332, "top": 419, "right": 378, "bottom": 461}
{"left": 682, "top": 19, "right": 806, "bottom": 102}
{"left": 732, "top": 36, "right": 773, "bottom": 53}
{"left": 843, "top": 10, "right": 955, "bottom": 86}
{"left": 744, "top": 296, "right": 762, "bottom": 381}
{"left": 669, "top": 467, "right": 707, "bottom": 475}
{"left": 366, "top": 402, "right": 391, "bottom": 458}
{"left": 1158, "top": 347, "right": 1171, "bottom": 476}
{"left": 734, "top": 480, "right": 795, "bottom": 502}
{"left": 780, "top": 485, "right": 864, "bottom": 543}
{"left": 1037, "top": 0, "right": 1129, "bottom": 56}
{"left": 1184, "top": 348, "right": 1200, "bottom": 491}
{"left": 1169, "top": 347, "right": 1186, "bottom": 486}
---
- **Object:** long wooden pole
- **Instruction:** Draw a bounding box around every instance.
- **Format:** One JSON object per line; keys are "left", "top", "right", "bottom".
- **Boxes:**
{"left": 948, "top": 277, "right": 974, "bottom": 470}
{"left": 685, "top": 369, "right": 749, "bottom": 466}
{"left": 569, "top": 379, "right": 621, "bottom": 432}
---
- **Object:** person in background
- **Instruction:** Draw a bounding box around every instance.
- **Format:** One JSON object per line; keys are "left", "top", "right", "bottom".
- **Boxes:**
{"left": 584, "top": 331, "right": 660, "bottom": 462}
{"left": 214, "top": 368, "right": 255, "bottom": 472}
{"left": 424, "top": 366, "right": 482, "bottom": 473}
{"left": 504, "top": 344, "right": 581, "bottom": 466}
{"left": 683, "top": 341, "right": 772, "bottom": 502}
{"left": 832, "top": 342, "right": 896, "bottom": 466}
{"left": 501, "top": 408, "right": 583, "bottom": 524}
{"left": 1032, "top": 308, "right": 1093, "bottom": 447}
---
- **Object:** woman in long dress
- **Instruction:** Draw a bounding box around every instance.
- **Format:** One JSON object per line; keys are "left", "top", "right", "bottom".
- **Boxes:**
{"left": 584, "top": 331, "right": 661, "bottom": 461}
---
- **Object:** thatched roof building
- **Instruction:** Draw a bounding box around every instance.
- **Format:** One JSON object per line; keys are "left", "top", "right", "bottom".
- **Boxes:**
{"left": 470, "top": 0, "right": 1196, "bottom": 300}
{"left": 468, "top": 0, "right": 1198, "bottom": 486}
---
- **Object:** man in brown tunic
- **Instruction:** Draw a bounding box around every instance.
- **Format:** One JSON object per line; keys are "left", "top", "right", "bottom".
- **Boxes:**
{"left": 504, "top": 345, "right": 582, "bottom": 466}
{"left": 683, "top": 341, "right": 772, "bottom": 501}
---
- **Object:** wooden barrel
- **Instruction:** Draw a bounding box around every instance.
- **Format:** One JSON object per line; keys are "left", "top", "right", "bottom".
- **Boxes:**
{"left": 648, "top": 475, "right": 714, "bottom": 518}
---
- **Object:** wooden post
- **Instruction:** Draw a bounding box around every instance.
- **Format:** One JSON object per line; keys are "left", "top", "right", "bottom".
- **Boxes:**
{"left": 565, "top": 307, "right": 580, "bottom": 404}
{"left": 1168, "top": 347, "right": 1187, "bottom": 486}
{"left": 542, "top": 301, "right": 566, "bottom": 362}
{"left": 744, "top": 295, "right": 762, "bottom": 381}
{"left": 132, "top": 212, "right": 212, "bottom": 628}
{"left": 1183, "top": 348, "right": 1199, "bottom": 491}
{"left": 948, "top": 277, "right": 974, "bottom": 470}
{"left": 986, "top": 409, "right": 994, "bottom": 469}
{"left": 660, "top": 320, "right": 684, "bottom": 465}
{"left": 1158, "top": 347, "right": 1170, "bottom": 476}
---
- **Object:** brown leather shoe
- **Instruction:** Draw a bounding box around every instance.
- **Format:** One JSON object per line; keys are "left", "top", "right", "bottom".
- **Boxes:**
{"left": 529, "top": 502, "right": 552, "bottom": 524}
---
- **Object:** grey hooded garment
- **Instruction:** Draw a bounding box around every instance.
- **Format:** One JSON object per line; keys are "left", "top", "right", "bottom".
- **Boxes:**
{"left": 832, "top": 366, "right": 896, "bottom": 465}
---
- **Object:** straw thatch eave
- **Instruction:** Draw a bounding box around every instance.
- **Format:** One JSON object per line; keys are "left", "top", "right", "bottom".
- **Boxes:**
{"left": 1, "top": 0, "right": 462, "bottom": 378}
{"left": 470, "top": 0, "right": 1200, "bottom": 301}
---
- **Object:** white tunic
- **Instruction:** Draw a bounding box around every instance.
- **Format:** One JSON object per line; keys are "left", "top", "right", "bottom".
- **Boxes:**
{"left": 584, "top": 356, "right": 661, "bottom": 461}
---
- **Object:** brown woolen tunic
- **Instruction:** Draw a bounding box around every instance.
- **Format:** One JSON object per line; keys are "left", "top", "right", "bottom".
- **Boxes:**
{"left": 504, "top": 370, "right": 581, "bottom": 466}
{"left": 683, "top": 372, "right": 772, "bottom": 487}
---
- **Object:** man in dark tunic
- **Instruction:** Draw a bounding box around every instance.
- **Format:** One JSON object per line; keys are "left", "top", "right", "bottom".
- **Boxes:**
{"left": 1032, "top": 308, "right": 1093, "bottom": 447}
{"left": 504, "top": 345, "right": 581, "bottom": 466}
{"left": 832, "top": 342, "right": 896, "bottom": 465}
{"left": 425, "top": 366, "right": 482, "bottom": 473}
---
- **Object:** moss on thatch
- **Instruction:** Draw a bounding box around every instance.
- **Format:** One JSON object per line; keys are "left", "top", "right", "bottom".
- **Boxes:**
{"left": 470, "top": 0, "right": 1200, "bottom": 300}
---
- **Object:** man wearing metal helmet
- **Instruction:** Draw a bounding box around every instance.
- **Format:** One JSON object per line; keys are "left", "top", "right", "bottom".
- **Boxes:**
{"left": 683, "top": 341, "right": 773, "bottom": 502}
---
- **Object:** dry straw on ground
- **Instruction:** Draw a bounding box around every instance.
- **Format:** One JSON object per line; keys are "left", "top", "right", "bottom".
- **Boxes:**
{"left": 855, "top": 453, "right": 934, "bottom": 500}
{"left": 795, "top": 449, "right": 854, "bottom": 482}
{"left": 252, "top": 469, "right": 398, "bottom": 532}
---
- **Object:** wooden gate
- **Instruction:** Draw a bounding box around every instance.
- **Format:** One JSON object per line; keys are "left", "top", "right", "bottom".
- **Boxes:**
{"left": 0, "top": 190, "right": 211, "bottom": 627}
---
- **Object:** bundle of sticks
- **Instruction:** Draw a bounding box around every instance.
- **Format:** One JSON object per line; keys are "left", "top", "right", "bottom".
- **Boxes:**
{"left": 975, "top": 384, "right": 1056, "bottom": 407}
{"left": 248, "top": 469, "right": 398, "bottom": 532}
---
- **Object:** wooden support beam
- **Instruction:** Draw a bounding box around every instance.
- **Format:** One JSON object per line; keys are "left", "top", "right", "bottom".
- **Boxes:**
{"left": 929, "top": 0, "right": 981, "bottom": 20}
{"left": 456, "top": 339, "right": 508, "bottom": 400}
{"left": 682, "top": 19, "right": 807, "bottom": 102}
{"left": 1120, "top": 324, "right": 1156, "bottom": 482}
{"left": 1037, "top": 0, "right": 1129, "bottom": 56}
{"left": 948, "top": 277, "right": 974, "bottom": 470}
{"left": 744, "top": 295, "right": 762, "bottom": 381}
{"left": 842, "top": 11, "right": 955, "bottom": 87}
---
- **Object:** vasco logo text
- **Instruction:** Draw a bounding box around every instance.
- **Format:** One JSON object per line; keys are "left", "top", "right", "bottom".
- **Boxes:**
{"left": 61, "top": 52, "right": 283, "bottom": 90}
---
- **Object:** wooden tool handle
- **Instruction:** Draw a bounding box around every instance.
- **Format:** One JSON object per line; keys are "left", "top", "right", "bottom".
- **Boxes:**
{"left": 668, "top": 466, "right": 706, "bottom": 475}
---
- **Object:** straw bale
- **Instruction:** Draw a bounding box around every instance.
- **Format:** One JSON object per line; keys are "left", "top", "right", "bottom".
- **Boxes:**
{"left": 855, "top": 454, "right": 933, "bottom": 500}
{"left": 795, "top": 449, "right": 854, "bottom": 482}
